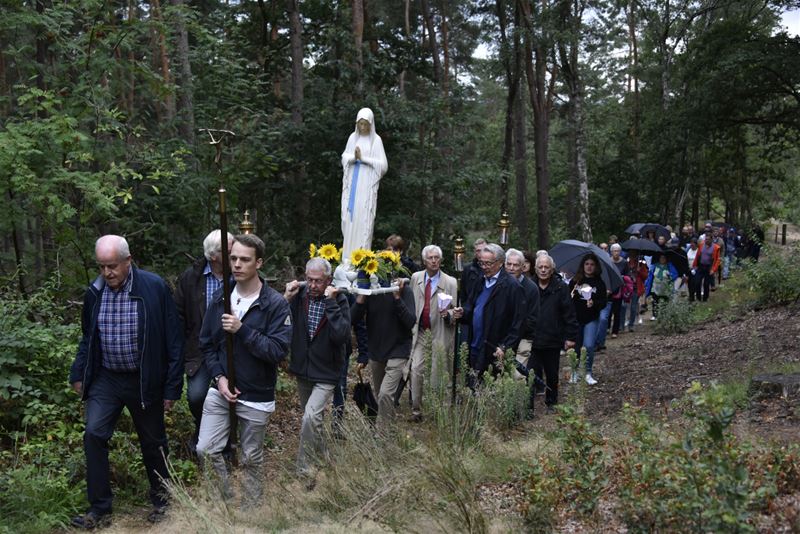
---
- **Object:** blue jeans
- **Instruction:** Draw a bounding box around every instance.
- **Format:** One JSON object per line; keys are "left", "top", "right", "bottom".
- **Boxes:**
{"left": 186, "top": 363, "right": 211, "bottom": 442}
{"left": 575, "top": 319, "right": 600, "bottom": 375}
{"left": 84, "top": 368, "right": 169, "bottom": 514}
{"left": 626, "top": 294, "right": 639, "bottom": 328}
{"left": 595, "top": 302, "right": 612, "bottom": 348}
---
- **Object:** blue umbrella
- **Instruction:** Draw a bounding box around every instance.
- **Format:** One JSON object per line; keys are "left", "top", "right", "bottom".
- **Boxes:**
{"left": 549, "top": 240, "right": 624, "bottom": 292}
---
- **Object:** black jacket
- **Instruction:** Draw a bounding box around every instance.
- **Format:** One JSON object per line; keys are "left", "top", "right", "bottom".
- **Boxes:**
{"left": 69, "top": 266, "right": 185, "bottom": 406}
{"left": 460, "top": 269, "right": 524, "bottom": 370}
{"left": 288, "top": 288, "right": 351, "bottom": 385}
{"left": 518, "top": 275, "right": 540, "bottom": 340}
{"left": 351, "top": 286, "right": 416, "bottom": 364}
{"left": 531, "top": 277, "right": 579, "bottom": 350}
{"left": 459, "top": 259, "right": 483, "bottom": 304}
{"left": 569, "top": 276, "right": 607, "bottom": 325}
{"left": 173, "top": 257, "right": 212, "bottom": 377}
{"left": 199, "top": 280, "right": 292, "bottom": 403}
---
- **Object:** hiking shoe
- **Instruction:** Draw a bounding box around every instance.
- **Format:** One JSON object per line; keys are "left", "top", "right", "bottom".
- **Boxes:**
{"left": 585, "top": 374, "right": 598, "bottom": 385}
{"left": 147, "top": 505, "right": 168, "bottom": 524}
{"left": 408, "top": 412, "right": 424, "bottom": 423}
{"left": 71, "top": 511, "right": 111, "bottom": 530}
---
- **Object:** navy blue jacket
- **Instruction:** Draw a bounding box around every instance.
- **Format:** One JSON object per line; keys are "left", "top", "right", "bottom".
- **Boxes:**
{"left": 288, "top": 288, "right": 351, "bottom": 385}
{"left": 69, "top": 266, "right": 185, "bottom": 407}
{"left": 460, "top": 269, "right": 524, "bottom": 371}
{"left": 518, "top": 275, "right": 540, "bottom": 340}
{"left": 199, "top": 280, "right": 291, "bottom": 403}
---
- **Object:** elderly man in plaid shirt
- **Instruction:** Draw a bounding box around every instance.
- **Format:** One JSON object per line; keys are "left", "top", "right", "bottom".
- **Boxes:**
{"left": 284, "top": 257, "right": 351, "bottom": 477}
{"left": 69, "top": 235, "right": 184, "bottom": 529}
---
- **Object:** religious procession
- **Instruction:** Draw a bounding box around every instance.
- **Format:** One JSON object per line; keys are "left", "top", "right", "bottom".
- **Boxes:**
{"left": 61, "top": 106, "right": 791, "bottom": 531}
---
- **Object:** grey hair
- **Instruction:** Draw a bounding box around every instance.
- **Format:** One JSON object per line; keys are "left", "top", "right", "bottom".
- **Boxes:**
{"left": 535, "top": 252, "right": 556, "bottom": 269}
{"left": 505, "top": 247, "right": 525, "bottom": 263}
{"left": 306, "top": 257, "right": 332, "bottom": 276}
{"left": 96, "top": 235, "right": 130, "bottom": 259}
{"left": 203, "top": 230, "right": 234, "bottom": 261}
{"left": 610, "top": 243, "right": 622, "bottom": 252}
{"left": 473, "top": 238, "right": 487, "bottom": 247}
{"left": 481, "top": 243, "right": 506, "bottom": 263}
{"left": 421, "top": 244, "right": 442, "bottom": 260}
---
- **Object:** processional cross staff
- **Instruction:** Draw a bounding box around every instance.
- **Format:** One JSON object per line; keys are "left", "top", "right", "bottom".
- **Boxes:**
{"left": 200, "top": 127, "right": 238, "bottom": 464}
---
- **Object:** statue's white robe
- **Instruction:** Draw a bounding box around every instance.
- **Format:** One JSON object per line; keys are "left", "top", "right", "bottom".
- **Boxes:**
{"left": 340, "top": 108, "right": 388, "bottom": 263}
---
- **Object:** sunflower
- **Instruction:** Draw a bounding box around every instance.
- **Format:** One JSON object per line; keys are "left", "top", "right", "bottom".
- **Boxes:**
{"left": 363, "top": 258, "right": 379, "bottom": 275}
{"left": 334, "top": 247, "right": 342, "bottom": 262}
{"left": 318, "top": 243, "right": 338, "bottom": 261}
{"left": 350, "top": 248, "right": 370, "bottom": 266}
{"left": 378, "top": 250, "right": 396, "bottom": 261}
{"left": 308, "top": 243, "right": 317, "bottom": 259}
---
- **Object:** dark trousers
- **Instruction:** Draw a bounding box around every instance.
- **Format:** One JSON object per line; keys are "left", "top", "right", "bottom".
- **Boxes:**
{"left": 698, "top": 265, "right": 713, "bottom": 301}
{"left": 529, "top": 347, "right": 561, "bottom": 406}
{"left": 186, "top": 362, "right": 211, "bottom": 445}
{"left": 688, "top": 272, "right": 700, "bottom": 302}
{"left": 651, "top": 294, "right": 667, "bottom": 317}
{"left": 332, "top": 356, "right": 349, "bottom": 421}
{"left": 84, "top": 368, "right": 169, "bottom": 515}
{"left": 609, "top": 299, "right": 623, "bottom": 334}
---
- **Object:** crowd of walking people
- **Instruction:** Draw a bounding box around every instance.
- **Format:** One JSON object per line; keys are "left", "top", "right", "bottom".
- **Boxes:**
{"left": 66, "top": 223, "right": 764, "bottom": 525}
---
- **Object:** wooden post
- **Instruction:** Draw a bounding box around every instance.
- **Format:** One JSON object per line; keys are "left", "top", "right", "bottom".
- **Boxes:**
{"left": 775, "top": 224, "right": 779, "bottom": 243}
{"left": 782, "top": 224, "right": 787, "bottom": 246}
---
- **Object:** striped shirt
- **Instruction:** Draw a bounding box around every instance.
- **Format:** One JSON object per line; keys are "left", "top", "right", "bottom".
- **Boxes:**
{"left": 203, "top": 261, "right": 223, "bottom": 310}
{"left": 98, "top": 270, "right": 139, "bottom": 371}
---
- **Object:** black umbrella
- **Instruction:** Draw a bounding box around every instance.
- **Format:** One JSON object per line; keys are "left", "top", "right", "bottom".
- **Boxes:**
{"left": 549, "top": 240, "right": 624, "bottom": 292}
{"left": 352, "top": 373, "right": 378, "bottom": 419}
{"left": 639, "top": 223, "right": 671, "bottom": 241}
{"left": 621, "top": 238, "right": 662, "bottom": 254}
{"left": 624, "top": 222, "right": 645, "bottom": 235}
{"left": 652, "top": 249, "right": 689, "bottom": 277}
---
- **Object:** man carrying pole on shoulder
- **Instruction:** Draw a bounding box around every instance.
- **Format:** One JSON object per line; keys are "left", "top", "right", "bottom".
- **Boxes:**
{"left": 284, "top": 257, "right": 351, "bottom": 477}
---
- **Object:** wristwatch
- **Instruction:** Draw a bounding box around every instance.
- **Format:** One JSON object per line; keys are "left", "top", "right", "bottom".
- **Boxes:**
{"left": 214, "top": 374, "right": 224, "bottom": 385}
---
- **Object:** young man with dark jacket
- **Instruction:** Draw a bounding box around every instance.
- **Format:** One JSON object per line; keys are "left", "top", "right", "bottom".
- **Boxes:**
{"left": 69, "top": 235, "right": 184, "bottom": 529}
{"left": 197, "top": 234, "right": 292, "bottom": 506}
{"left": 284, "top": 258, "right": 350, "bottom": 473}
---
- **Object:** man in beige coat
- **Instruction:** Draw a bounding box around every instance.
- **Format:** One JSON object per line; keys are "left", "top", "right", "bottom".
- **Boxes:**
{"left": 407, "top": 245, "right": 458, "bottom": 421}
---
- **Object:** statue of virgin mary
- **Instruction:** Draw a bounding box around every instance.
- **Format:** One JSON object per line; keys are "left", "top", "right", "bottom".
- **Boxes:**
{"left": 340, "top": 107, "right": 388, "bottom": 264}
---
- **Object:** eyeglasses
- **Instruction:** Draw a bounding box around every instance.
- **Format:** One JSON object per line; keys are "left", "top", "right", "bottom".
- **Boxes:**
{"left": 478, "top": 260, "right": 499, "bottom": 267}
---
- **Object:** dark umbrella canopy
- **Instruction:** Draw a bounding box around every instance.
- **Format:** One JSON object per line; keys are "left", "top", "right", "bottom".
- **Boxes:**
{"left": 652, "top": 249, "right": 689, "bottom": 277}
{"left": 621, "top": 238, "right": 662, "bottom": 254}
{"left": 624, "top": 222, "right": 646, "bottom": 235}
{"left": 639, "top": 223, "right": 671, "bottom": 241}
{"left": 549, "top": 239, "right": 624, "bottom": 292}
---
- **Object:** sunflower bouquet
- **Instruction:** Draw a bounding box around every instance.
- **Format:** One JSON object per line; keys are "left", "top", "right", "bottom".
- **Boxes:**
{"left": 350, "top": 247, "right": 410, "bottom": 284}
{"left": 308, "top": 242, "right": 343, "bottom": 268}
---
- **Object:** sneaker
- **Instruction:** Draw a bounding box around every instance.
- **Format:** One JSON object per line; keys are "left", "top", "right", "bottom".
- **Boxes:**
{"left": 585, "top": 374, "right": 598, "bottom": 385}
{"left": 71, "top": 511, "right": 111, "bottom": 530}
{"left": 638, "top": 318, "right": 643, "bottom": 325}
{"left": 611, "top": 334, "right": 617, "bottom": 339}
{"left": 569, "top": 372, "right": 579, "bottom": 384}
{"left": 650, "top": 316, "right": 656, "bottom": 321}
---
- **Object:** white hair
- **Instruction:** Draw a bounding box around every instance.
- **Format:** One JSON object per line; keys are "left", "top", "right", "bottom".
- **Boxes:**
{"left": 610, "top": 243, "right": 622, "bottom": 252}
{"left": 306, "top": 257, "right": 332, "bottom": 276}
{"left": 421, "top": 244, "right": 442, "bottom": 260}
{"left": 482, "top": 243, "right": 506, "bottom": 263}
{"left": 96, "top": 235, "right": 130, "bottom": 259}
{"left": 535, "top": 252, "right": 556, "bottom": 269}
{"left": 203, "top": 230, "right": 234, "bottom": 261}
{"left": 505, "top": 248, "right": 525, "bottom": 263}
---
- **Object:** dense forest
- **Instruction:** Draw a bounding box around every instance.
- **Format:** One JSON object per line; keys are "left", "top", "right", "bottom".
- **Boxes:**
{"left": 2, "top": 1, "right": 800, "bottom": 531}
{"left": 1, "top": 0, "right": 799, "bottom": 294}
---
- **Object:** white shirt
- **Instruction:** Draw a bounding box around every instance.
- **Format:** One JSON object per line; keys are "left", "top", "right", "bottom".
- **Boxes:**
{"left": 229, "top": 287, "right": 275, "bottom": 413}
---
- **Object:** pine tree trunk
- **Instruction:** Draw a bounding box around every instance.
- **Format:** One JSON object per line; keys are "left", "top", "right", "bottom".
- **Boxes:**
{"left": 171, "top": 0, "right": 195, "bottom": 146}
{"left": 352, "top": 0, "right": 364, "bottom": 91}
{"left": 421, "top": 0, "right": 442, "bottom": 84}
{"left": 151, "top": 0, "right": 176, "bottom": 123}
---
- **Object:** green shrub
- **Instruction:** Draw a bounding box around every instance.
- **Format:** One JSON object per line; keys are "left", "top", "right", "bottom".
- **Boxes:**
{"left": 743, "top": 244, "right": 800, "bottom": 306}
{"left": 652, "top": 298, "right": 698, "bottom": 335}
{"left": 481, "top": 352, "right": 530, "bottom": 431}
{"left": 523, "top": 455, "right": 564, "bottom": 533}
{"left": 614, "top": 383, "right": 779, "bottom": 533}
